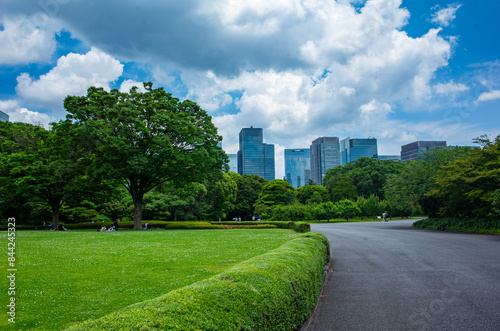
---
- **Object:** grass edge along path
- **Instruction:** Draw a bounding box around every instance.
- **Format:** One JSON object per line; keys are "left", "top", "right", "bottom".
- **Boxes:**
{"left": 67, "top": 232, "right": 330, "bottom": 331}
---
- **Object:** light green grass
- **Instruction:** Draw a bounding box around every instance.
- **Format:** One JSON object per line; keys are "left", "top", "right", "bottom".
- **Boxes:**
{"left": 0, "top": 229, "right": 299, "bottom": 330}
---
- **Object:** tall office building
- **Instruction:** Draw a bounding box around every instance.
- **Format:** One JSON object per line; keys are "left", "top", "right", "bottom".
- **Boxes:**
{"left": 310, "top": 137, "right": 340, "bottom": 186}
{"left": 227, "top": 154, "right": 238, "bottom": 173}
{"left": 340, "top": 137, "right": 378, "bottom": 165}
{"left": 401, "top": 141, "right": 447, "bottom": 162}
{"left": 285, "top": 149, "right": 311, "bottom": 188}
{"left": 237, "top": 127, "right": 275, "bottom": 181}
{"left": 0, "top": 110, "right": 9, "bottom": 122}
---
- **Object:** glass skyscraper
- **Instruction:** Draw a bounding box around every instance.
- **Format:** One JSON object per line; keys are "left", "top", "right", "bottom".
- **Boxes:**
{"left": 237, "top": 127, "right": 275, "bottom": 181}
{"left": 285, "top": 149, "right": 311, "bottom": 188}
{"left": 401, "top": 141, "right": 447, "bottom": 162}
{"left": 340, "top": 137, "right": 378, "bottom": 165}
{"left": 0, "top": 110, "right": 9, "bottom": 122}
{"left": 310, "top": 137, "right": 340, "bottom": 186}
{"left": 227, "top": 154, "right": 238, "bottom": 172}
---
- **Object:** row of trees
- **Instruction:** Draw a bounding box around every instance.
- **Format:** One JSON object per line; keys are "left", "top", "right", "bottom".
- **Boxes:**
{"left": 1, "top": 83, "right": 498, "bottom": 226}
{"left": 0, "top": 83, "right": 226, "bottom": 229}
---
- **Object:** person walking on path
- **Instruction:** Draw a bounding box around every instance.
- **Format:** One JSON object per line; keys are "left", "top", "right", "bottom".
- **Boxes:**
{"left": 382, "top": 211, "right": 388, "bottom": 222}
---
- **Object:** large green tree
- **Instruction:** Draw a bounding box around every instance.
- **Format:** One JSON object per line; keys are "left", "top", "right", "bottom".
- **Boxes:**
{"left": 0, "top": 121, "right": 108, "bottom": 226}
{"left": 63, "top": 83, "right": 226, "bottom": 229}
{"left": 230, "top": 174, "right": 268, "bottom": 220}
{"left": 296, "top": 184, "right": 328, "bottom": 205}
{"left": 428, "top": 136, "right": 499, "bottom": 218}
{"left": 384, "top": 146, "right": 472, "bottom": 217}
{"left": 255, "top": 179, "right": 296, "bottom": 207}
{"left": 323, "top": 157, "right": 403, "bottom": 199}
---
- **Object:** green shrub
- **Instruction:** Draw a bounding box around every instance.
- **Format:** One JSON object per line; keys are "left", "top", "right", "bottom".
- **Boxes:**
{"left": 67, "top": 232, "right": 330, "bottom": 331}
{"left": 413, "top": 218, "right": 500, "bottom": 233}
{"left": 211, "top": 221, "right": 310, "bottom": 233}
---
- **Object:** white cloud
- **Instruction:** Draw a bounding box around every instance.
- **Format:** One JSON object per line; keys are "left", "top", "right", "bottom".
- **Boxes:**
{"left": 16, "top": 47, "right": 123, "bottom": 113}
{"left": 0, "top": 99, "right": 54, "bottom": 128}
{"left": 431, "top": 3, "right": 462, "bottom": 27}
{"left": 477, "top": 90, "right": 500, "bottom": 103}
{"left": 434, "top": 80, "right": 469, "bottom": 95}
{"left": 0, "top": 16, "right": 58, "bottom": 64}
{"left": 119, "top": 80, "right": 147, "bottom": 93}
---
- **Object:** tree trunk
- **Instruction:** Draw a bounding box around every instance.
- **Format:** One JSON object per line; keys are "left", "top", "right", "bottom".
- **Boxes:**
{"left": 52, "top": 207, "right": 60, "bottom": 228}
{"left": 133, "top": 195, "right": 143, "bottom": 230}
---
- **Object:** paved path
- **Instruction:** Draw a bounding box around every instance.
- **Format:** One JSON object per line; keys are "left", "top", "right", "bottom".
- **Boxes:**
{"left": 304, "top": 220, "right": 500, "bottom": 331}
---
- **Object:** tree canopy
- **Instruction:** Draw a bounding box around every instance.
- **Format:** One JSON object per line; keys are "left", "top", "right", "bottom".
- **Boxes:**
{"left": 63, "top": 82, "right": 226, "bottom": 229}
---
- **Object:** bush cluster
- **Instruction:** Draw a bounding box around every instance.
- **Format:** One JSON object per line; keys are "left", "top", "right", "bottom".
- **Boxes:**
{"left": 67, "top": 232, "right": 330, "bottom": 331}
{"left": 412, "top": 218, "right": 500, "bottom": 233}
{"left": 211, "top": 221, "right": 311, "bottom": 233}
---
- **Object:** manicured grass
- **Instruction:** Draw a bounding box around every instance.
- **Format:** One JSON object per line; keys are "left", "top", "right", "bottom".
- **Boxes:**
{"left": 0, "top": 229, "right": 299, "bottom": 330}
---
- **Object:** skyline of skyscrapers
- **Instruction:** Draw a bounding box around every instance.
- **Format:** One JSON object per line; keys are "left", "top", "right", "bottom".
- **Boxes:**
{"left": 310, "top": 137, "right": 341, "bottom": 186}
{"left": 227, "top": 127, "right": 447, "bottom": 183}
{"left": 284, "top": 148, "right": 311, "bottom": 188}
{"left": 237, "top": 127, "right": 275, "bottom": 181}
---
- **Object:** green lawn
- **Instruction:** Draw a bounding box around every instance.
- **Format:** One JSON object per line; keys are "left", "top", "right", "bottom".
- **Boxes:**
{"left": 1, "top": 229, "right": 299, "bottom": 330}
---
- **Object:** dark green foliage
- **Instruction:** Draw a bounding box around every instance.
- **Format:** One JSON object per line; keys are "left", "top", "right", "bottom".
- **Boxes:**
{"left": 324, "top": 157, "right": 403, "bottom": 199}
{"left": 428, "top": 136, "right": 500, "bottom": 218}
{"left": 268, "top": 204, "right": 313, "bottom": 222}
{"left": 230, "top": 174, "right": 268, "bottom": 220}
{"left": 67, "top": 233, "right": 329, "bottom": 331}
{"left": 313, "top": 202, "right": 336, "bottom": 221}
{"left": 385, "top": 146, "right": 473, "bottom": 217}
{"left": 356, "top": 195, "right": 384, "bottom": 218}
{"left": 412, "top": 218, "right": 500, "bottom": 233}
{"left": 296, "top": 184, "right": 328, "bottom": 204}
{"left": 326, "top": 173, "right": 358, "bottom": 202}
{"left": 255, "top": 179, "right": 296, "bottom": 206}
{"left": 0, "top": 121, "right": 112, "bottom": 226}
{"left": 333, "top": 199, "right": 361, "bottom": 221}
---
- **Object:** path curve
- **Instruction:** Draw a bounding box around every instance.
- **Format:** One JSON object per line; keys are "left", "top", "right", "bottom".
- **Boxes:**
{"left": 303, "top": 220, "right": 500, "bottom": 331}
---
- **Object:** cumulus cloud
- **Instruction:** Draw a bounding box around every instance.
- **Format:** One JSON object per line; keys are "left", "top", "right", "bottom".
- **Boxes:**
{"left": 119, "top": 80, "right": 147, "bottom": 93}
{"left": 431, "top": 3, "right": 462, "bottom": 27}
{"left": 16, "top": 47, "right": 123, "bottom": 113}
{"left": 477, "top": 90, "right": 500, "bottom": 103}
{"left": 0, "top": 99, "right": 54, "bottom": 128}
{"left": 1, "top": 0, "right": 472, "bottom": 178}
{"left": 0, "top": 16, "right": 57, "bottom": 64}
{"left": 434, "top": 80, "right": 469, "bottom": 95}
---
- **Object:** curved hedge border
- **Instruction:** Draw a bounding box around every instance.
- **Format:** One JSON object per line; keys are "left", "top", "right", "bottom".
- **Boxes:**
{"left": 67, "top": 232, "right": 330, "bottom": 331}
{"left": 413, "top": 217, "right": 500, "bottom": 234}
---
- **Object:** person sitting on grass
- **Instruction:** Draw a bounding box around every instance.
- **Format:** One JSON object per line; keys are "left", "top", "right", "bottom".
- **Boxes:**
{"left": 144, "top": 222, "right": 150, "bottom": 230}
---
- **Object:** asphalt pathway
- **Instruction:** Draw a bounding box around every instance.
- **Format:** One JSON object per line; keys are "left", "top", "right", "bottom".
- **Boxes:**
{"left": 303, "top": 220, "right": 500, "bottom": 331}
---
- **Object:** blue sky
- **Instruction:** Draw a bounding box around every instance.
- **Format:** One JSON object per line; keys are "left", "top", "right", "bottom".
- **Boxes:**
{"left": 1, "top": 0, "right": 499, "bottom": 178}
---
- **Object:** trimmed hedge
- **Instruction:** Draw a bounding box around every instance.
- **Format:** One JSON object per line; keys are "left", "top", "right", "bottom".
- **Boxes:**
{"left": 212, "top": 221, "right": 311, "bottom": 233}
{"left": 412, "top": 218, "right": 500, "bottom": 233}
{"left": 66, "top": 232, "right": 330, "bottom": 331}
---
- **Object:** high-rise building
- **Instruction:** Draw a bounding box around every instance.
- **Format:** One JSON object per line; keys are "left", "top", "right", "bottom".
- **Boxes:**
{"left": 285, "top": 149, "right": 311, "bottom": 188}
{"left": 0, "top": 110, "right": 9, "bottom": 122}
{"left": 237, "top": 127, "right": 275, "bottom": 181}
{"left": 227, "top": 154, "right": 238, "bottom": 173}
{"left": 310, "top": 137, "right": 340, "bottom": 186}
{"left": 340, "top": 137, "right": 378, "bottom": 165}
{"left": 377, "top": 155, "right": 401, "bottom": 161}
{"left": 401, "top": 141, "right": 447, "bottom": 162}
